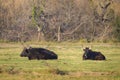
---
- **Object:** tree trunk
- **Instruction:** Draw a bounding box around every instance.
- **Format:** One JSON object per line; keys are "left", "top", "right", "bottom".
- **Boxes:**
{"left": 91, "top": 20, "right": 95, "bottom": 42}
{"left": 57, "top": 26, "right": 61, "bottom": 42}
{"left": 37, "top": 27, "right": 44, "bottom": 42}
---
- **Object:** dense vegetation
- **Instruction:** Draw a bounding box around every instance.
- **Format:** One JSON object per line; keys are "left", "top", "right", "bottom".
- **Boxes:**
{"left": 0, "top": 0, "right": 120, "bottom": 42}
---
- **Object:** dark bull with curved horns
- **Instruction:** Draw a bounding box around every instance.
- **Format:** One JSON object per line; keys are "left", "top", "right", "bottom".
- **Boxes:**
{"left": 83, "top": 47, "right": 106, "bottom": 60}
{"left": 20, "top": 47, "right": 58, "bottom": 60}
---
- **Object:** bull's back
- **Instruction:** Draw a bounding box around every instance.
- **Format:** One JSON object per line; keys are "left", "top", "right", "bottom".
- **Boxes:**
{"left": 36, "top": 48, "right": 58, "bottom": 59}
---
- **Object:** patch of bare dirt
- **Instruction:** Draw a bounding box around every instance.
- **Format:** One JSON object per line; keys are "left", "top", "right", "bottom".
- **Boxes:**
{"left": 69, "top": 71, "right": 116, "bottom": 77}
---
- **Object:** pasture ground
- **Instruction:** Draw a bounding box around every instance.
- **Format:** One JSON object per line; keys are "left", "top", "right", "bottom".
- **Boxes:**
{"left": 0, "top": 42, "right": 120, "bottom": 80}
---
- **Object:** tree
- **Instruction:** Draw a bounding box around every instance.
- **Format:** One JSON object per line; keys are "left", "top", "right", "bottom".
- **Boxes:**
{"left": 89, "top": 0, "right": 114, "bottom": 42}
{"left": 31, "top": 0, "right": 46, "bottom": 42}
{"left": 113, "top": 15, "right": 120, "bottom": 42}
{"left": 0, "top": 0, "right": 119, "bottom": 42}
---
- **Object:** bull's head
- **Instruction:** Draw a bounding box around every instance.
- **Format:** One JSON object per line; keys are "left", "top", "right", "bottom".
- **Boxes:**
{"left": 83, "top": 47, "right": 91, "bottom": 59}
{"left": 20, "top": 47, "right": 32, "bottom": 57}
{"left": 83, "top": 47, "right": 90, "bottom": 53}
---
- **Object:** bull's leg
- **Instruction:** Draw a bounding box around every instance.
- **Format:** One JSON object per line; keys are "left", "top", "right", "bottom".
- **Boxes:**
{"left": 28, "top": 56, "right": 32, "bottom": 60}
{"left": 83, "top": 55, "right": 87, "bottom": 60}
{"left": 37, "top": 56, "right": 40, "bottom": 60}
{"left": 95, "top": 55, "right": 104, "bottom": 60}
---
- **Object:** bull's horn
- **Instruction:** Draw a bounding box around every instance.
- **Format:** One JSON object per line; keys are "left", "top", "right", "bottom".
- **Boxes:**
{"left": 89, "top": 45, "right": 92, "bottom": 49}
{"left": 27, "top": 46, "right": 32, "bottom": 49}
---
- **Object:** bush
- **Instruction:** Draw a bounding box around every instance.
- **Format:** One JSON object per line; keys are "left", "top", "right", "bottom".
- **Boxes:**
{"left": 49, "top": 68, "right": 68, "bottom": 75}
{"left": 113, "top": 15, "right": 120, "bottom": 42}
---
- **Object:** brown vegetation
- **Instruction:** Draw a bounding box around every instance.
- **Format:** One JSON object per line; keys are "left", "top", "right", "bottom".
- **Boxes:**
{"left": 0, "top": 0, "right": 120, "bottom": 42}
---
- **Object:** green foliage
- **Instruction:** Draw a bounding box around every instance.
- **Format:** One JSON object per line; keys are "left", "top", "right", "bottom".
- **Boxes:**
{"left": 31, "top": 0, "right": 44, "bottom": 28}
{"left": 32, "top": 6, "right": 37, "bottom": 26}
{"left": 113, "top": 15, "right": 120, "bottom": 42}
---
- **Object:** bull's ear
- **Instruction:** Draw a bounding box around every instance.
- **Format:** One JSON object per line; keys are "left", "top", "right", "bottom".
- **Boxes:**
{"left": 89, "top": 47, "right": 91, "bottom": 50}
{"left": 29, "top": 46, "right": 32, "bottom": 49}
{"left": 83, "top": 47, "right": 90, "bottom": 51}
{"left": 25, "top": 49, "right": 29, "bottom": 53}
{"left": 26, "top": 48, "right": 31, "bottom": 54}
{"left": 83, "top": 47, "right": 86, "bottom": 51}
{"left": 27, "top": 46, "right": 32, "bottom": 49}
{"left": 83, "top": 47, "right": 88, "bottom": 51}
{"left": 83, "top": 48, "right": 85, "bottom": 51}
{"left": 23, "top": 47, "right": 27, "bottom": 51}
{"left": 24, "top": 47, "right": 27, "bottom": 49}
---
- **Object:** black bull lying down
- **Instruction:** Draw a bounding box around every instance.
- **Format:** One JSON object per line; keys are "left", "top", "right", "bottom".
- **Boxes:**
{"left": 83, "top": 47, "right": 106, "bottom": 60}
{"left": 20, "top": 47, "right": 58, "bottom": 60}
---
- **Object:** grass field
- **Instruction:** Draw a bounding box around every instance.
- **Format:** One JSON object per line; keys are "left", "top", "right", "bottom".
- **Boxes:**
{"left": 0, "top": 42, "right": 120, "bottom": 80}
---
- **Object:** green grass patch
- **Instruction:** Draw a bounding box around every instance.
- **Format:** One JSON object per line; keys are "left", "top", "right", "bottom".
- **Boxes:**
{"left": 0, "top": 42, "right": 120, "bottom": 80}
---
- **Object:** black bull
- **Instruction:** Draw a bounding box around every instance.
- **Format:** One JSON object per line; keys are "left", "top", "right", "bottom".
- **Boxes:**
{"left": 20, "top": 47, "right": 58, "bottom": 60}
{"left": 83, "top": 47, "right": 106, "bottom": 60}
